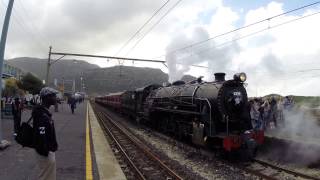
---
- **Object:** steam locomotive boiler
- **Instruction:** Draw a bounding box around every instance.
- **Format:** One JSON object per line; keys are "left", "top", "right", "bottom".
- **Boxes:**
{"left": 143, "top": 73, "right": 264, "bottom": 154}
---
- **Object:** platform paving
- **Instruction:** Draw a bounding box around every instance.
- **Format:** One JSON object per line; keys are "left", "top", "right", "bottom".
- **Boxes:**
{"left": 0, "top": 101, "right": 99, "bottom": 180}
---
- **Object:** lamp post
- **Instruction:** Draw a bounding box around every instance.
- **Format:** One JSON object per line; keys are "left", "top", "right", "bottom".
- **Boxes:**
{"left": 62, "top": 77, "right": 65, "bottom": 95}
{"left": 80, "top": 76, "right": 84, "bottom": 92}
{"left": 70, "top": 79, "right": 75, "bottom": 94}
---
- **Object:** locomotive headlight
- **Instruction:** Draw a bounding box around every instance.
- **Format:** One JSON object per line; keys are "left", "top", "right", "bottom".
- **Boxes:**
{"left": 234, "top": 72, "right": 247, "bottom": 82}
{"left": 240, "top": 73, "right": 246, "bottom": 82}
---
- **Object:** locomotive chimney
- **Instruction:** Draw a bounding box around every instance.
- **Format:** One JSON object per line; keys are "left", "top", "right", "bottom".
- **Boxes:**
{"left": 214, "top": 73, "right": 226, "bottom": 82}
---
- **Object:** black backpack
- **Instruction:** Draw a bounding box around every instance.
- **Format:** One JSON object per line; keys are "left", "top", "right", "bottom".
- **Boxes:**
{"left": 15, "top": 116, "right": 34, "bottom": 148}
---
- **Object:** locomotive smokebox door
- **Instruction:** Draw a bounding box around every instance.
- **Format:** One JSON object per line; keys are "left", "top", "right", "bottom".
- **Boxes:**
{"left": 192, "top": 122, "right": 206, "bottom": 146}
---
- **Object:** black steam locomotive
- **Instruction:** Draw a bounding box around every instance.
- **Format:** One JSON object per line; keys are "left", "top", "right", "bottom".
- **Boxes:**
{"left": 95, "top": 72, "right": 264, "bottom": 155}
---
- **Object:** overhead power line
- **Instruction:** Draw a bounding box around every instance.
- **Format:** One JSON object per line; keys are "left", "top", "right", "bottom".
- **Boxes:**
{"left": 50, "top": 49, "right": 210, "bottom": 70}
{"left": 50, "top": 51, "right": 166, "bottom": 63}
{"left": 1, "top": 0, "right": 48, "bottom": 52}
{"left": 115, "top": 0, "right": 171, "bottom": 56}
{"left": 11, "top": 7, "right": 48, "bottom": 52}
{"left": 17, "top": 0, "right": 50, "bottom": 44}
{"left": 1, "top": 0, "right": 49, "bottom": 54}
{"left": 125, "top": 0, "right": 183, "bottom": 56}
{"left": 154, "top": 1, "right": 320, "bottom": 59}
{"left": 0, "top": 0, "right": 8, "bottom": 15}
{"left": 120, "top": 7, "right": 320, "bottom": 72}
{"left": 176, "top": 9, "right": 320, "bottom": 62}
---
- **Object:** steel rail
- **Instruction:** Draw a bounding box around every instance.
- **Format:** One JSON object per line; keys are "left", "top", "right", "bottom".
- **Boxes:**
{"left": 100, "top": 109, "right": 183, "bottom": 180}
{"left": 240, "top": 166, "right": 278, "bottom": 180}
{"left": 95, "top": 110, "right": 146, "bottom": 180}
{"left": 253, "top": 159, "right": 320, "bottom": 180}
{"left": 93, "top": 104, "right": 183, "bottom": 180}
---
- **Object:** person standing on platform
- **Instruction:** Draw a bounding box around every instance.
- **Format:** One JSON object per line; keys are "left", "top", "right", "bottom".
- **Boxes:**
{"left": 68, "top": 95, "right": 76, "bottom": 114}
{"left": 32, "top": 87, "right": 58, "bottom": 180}
{"left": 54, "top": 102, "right": 59, "bottom": 112}
{"left": 250, "top": 98, "right": 260, "bottom": 129}
{"left": 12, "top": 97, "right": 23, "bottom": 136}
{"left": 269, "top": 97, "right": 278, "bottom": 128}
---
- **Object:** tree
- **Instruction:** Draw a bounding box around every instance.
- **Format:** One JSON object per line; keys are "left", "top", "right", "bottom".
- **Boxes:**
{"left": 2, "top": 78, "right": 19, "bottom": 97}
{"left": 17, "top": 72, "right": 44, "bottom": 95}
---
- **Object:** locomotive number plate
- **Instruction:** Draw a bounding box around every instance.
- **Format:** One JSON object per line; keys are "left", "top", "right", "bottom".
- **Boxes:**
{"left": 233, "top": 91, "right": 241, "bottom": 96}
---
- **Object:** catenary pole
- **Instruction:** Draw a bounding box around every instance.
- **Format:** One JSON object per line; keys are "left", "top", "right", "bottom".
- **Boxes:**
{"left": 45, "top": 46, "right": 52, "bottom": 85}
{"left": 0, "top": 0, "right": 14, "bottom": 147}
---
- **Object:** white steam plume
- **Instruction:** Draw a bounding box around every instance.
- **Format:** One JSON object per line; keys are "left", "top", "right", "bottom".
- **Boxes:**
{"left": 272, "top": 108, "right": 320, "bottom": 143}
{"left": 266, "top": 107, "right": 320, "bottom": 166}
{"left": 165, "top": 27, "right": 240, "bottom": 82}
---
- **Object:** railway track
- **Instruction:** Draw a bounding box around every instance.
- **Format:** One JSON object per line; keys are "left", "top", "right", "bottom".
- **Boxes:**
{"left": 241, "top": 159, "right": 320, "bottom": 180}
{"left": 92, "top": 104, "right": 183, "bottom": 180}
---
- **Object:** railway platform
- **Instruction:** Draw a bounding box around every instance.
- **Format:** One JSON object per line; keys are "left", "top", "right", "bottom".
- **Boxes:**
{"left": 0, "top": 101, "right": 125, "bottom": 180}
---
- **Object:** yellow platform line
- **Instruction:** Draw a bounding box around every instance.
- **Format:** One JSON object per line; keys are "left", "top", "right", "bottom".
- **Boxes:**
{"left": 86, "top": 102, "right": 93, "bottom": 180}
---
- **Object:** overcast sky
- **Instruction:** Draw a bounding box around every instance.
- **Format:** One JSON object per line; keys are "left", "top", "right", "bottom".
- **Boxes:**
{"left": 1, "top": 0, "right": 320, "bottom": 96}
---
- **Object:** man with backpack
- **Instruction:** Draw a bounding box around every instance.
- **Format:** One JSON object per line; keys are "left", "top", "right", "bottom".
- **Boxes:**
{"left": 32, "top": 87, "right": 59, "bottom": 180}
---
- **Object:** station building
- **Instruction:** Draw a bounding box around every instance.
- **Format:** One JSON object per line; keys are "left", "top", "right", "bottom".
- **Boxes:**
{"left": 2, "top": 61, "right": 24, "bottom": 80}
{"left": 1, "top": 61, "right": 25, "bottom": 89}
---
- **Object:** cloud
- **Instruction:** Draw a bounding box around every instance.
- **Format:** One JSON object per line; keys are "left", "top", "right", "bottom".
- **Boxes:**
{"left": 1, "top": 0, "right": 320, "bottom": 96}
{"left": 3, "top": 0, "right": 166, "bottom": 58}
{"left": 165, "top": 26, "right": 240, "bottom": 82}
{"left": 231, "top": 2, "right": 320, "bottom": 96}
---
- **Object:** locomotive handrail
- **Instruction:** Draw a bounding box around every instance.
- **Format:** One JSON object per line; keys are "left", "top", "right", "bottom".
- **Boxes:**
{"left": 151, "top": 96, "right": 195, "bottom": 105}
{"left": 152, "top": 101, "right": 197, "bottom": 108}
{"left": 204, "top": 98, "right": 213, "bottom": 136}
{"left": 151, "top": 95, "right": 194, "bottom": 99}
{"left": 191, "top": 86, "right": 200, "bottom": 104}
{"left": 198, "top": 98, "right": 213, "bottom": 136}
{"left": 153, "top": 107, "right": 201, "bottom": 115}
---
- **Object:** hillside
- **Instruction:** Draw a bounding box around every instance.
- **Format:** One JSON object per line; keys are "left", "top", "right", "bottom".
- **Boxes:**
{"left": 6, "top": 57, "right": 171, "bottom": 95}
{"left": 7, "top": 57, "right": 199, "bottom": 95}
{"left": 7, "top": 57, "right": 99, "bottom": 82}
{"left": 263, "top": 94, "right": 320, "bottom": 108}
{"left": 84, "top": 66, "right": 169, "bottom": 95}
{"left": 292, "top": 96, "right": 320, "bottom": 108}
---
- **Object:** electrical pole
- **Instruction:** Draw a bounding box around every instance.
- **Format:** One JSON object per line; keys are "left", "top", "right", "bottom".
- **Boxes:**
{"left": 45, "top": 46, "right": 52, "bottom": 86}
{"left": 0, "top": 0, "right": 14, "bottom": 149}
